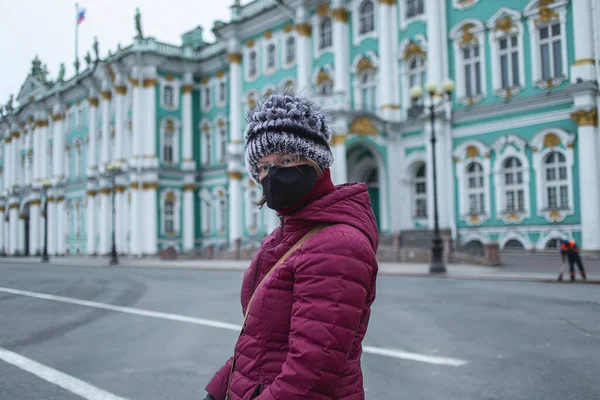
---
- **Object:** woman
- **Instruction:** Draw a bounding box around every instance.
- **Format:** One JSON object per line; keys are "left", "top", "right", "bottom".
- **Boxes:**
{"left": 204, "top": 92, "right": 379, "bottom": 400}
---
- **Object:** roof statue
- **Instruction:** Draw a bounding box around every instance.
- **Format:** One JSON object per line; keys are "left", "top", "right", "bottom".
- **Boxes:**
{"left": 93, "top": 36, "right": 99, "bottom": 60}
{"left": 84, "top": 51, "right": 92, "bottom": 66}
{"left": 0, "top": 105, "right": 4, "bottom": 116}
{"left": 6, "top": 95, "right": 13, "bottom": 111}
{"left": 74, "top": 57, "right": 80, "bottom": 74}
{"left": 57, "top": 63, "right": 65, "bottom": 82}
{"left": 135, "top": 8, "right": 144, "bottom": 39}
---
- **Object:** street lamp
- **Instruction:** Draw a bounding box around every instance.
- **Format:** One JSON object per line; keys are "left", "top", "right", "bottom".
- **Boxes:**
{"left": 40, "top": 179, "right": 52, "bottom": 263}
{"left": 106, "top": 161, "right": 123, "bottom": 266}
{"left": 410, "top": 79, "right": 455, "bottom": 274}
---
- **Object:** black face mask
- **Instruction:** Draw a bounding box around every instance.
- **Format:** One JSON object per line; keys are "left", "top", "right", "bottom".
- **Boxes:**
{"left": 260, "top": 165, "right": 318, "bottom": 211}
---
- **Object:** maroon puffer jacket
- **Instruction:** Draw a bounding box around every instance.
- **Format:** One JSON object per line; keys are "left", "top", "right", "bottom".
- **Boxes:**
{"left": 206, "top": 183, "right": 379, "bottom": 400}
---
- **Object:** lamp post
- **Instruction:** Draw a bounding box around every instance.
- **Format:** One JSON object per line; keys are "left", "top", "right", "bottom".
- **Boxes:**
{"left": 410, "top": 79, "right": 455, "bottom": 274}
{"left": 40, "top": 179, "right": 52, "bottom": 263}
{"left": 106, "top": 161, "right": 123, "bottom": 265}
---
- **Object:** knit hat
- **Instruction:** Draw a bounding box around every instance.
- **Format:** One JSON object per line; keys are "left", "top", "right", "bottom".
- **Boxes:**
{"left": 244, "top": 91, "right": 334, "bottom": 182}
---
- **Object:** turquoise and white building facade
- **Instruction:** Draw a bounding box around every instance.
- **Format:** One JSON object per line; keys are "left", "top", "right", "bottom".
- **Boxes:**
{"left": 1, "top": 0, "right": 599, "bottom": 256}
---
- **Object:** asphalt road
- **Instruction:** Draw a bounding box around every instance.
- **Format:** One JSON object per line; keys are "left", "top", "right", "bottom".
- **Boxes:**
{"left": 0, "top": 262, "right": 598, "bottom": 400}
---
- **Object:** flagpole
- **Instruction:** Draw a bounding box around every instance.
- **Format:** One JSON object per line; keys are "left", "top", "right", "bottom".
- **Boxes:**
{"left": 75, "top": 3, "right": 79, "bottom": 63}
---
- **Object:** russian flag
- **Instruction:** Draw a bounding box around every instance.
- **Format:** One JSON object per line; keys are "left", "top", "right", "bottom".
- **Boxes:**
{"left": 77, "top": 8, "right": 86, "bottom": 25}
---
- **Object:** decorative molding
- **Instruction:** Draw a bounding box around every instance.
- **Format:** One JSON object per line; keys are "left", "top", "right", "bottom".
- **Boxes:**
{"left": 87, "top": 190, "right": 97, "bottom": 197}
{"left": 183, "top": 184, "right": 196, "bottom": 192}
{"left": 403, "top": 42, "right": 425, "bottom": 62}
{"left": 263, "top": 30, "right": 272, "bottom": 39}
{"left": 142, "top": 78, "right": 157, "bottom": 88}
{"left": 316, "top": 3, "right": 329, "bottom": 16}
{"left": 331, "top": 8, "right": 349, "bottom": 23}
{"left": 182, "top": 84, "right": 194, "bottom": 93}
{"left": 88, "top": 97, "right": 99, "bottom": 107}
{"left": 330, "top": 134, "right": 347, "bottom": 146}
{"left": 115, "top": 85, "right": 127, "bottom": 95}
{"left": 227, "top": 171, "right": 243, "bottom": 180}
{"left": 283, "top": 24, "right": 294, "bottom": 33}
{"left": 101, "top": 91, "right": 112, "bottom": 100}
{"left": 143, "top": 182, "right": 160, "bottom": 190}
{"left": 227, "top": 52, "right": 242, "bottom": 64}
{"left": 349, "top": 116, "right": 377, "bottom": 136}
{"left": 453, "top": 0, "right": 479, "bottom": 10}
{"left": 573, "top": 58, "right": 595, "bottom": 66}
{"left": 129, "top": 77, "right": 140, "bottom": 87}
{"left": 570, "top": 109, "right": 598, "bottom": 127}
{"left": 295, "top": 23, "right": 312, "bottom": 37}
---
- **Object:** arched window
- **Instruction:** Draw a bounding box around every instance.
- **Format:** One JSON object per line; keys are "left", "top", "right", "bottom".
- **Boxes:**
{"left": 319, "top": 18, "right": 332, "bottom": 50}
{"left": 77, "top": 109, "right": 83, "bottom": 130}
{"left": 285, "top": 36, "right": 296, "bottom": 64}
{"left": 544, "top": 151, "right": 568, "bottom": 209}
{"left": 202, "top": 199, "right": 212, "bottom": 234}
{"left": 163, "top": 123, "right": 175, "bottom": 166}
{"left": 414, "top": 163, "right": 427, "bottom": 218}
{"left": 359, "top": 70, "right": 376, "bottom": 112}
{"left": 408, "top": 55, "right": 427, "bottom": 100}
{"left": 219, "top": 199, "right": 227, "bottom": 233}
{"left": 249, "top": 51, "right": 257, "bottom": 77}
{"left": 267, "top": 44, "right": 276, "bottom": 69}
{"left": 219, "top": 81, "right": 226, "bottom": 103}
{"left": 406, "top": 0, "right": 424, "bottom": 19}
{"left": 539, "top": 22, "right": 563, "bottom": 80}
{"left": 463, "top": 43, "right": 482, "bottom": 98}
{"left": 74, "top": 142, "right": 82, "bottom": 178}
{"left": 164, "top": 85, "right": 174, "bottom": 107}
{"left": 466, "top": 161, "right": 485, "bottom": 214}
{"left": 503, "top": 157, "right": 524, "bottom": 212}
{"left": 318, "top": 81, "right": 333, "bottom": 95}
{"left": 203, "top": 86, "right": 211, "bottom": 108}
{"left": 201, "top": 122, "right": 212, "bottom": 166}
{"left": 359, "top": 1, "right": 375, "bottom": 34}
{"left": 75, "top": 203, "right": 82, "bottom": 238}
{"left": 164, "top": 196, "right": 175, "bottom": 235}
{"left": 218, "top": 123, "right": 227, "bottom": 163}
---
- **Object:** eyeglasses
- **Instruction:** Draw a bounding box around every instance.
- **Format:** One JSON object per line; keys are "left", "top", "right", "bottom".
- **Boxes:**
{"left": 257, "top": 154, "right": 301, "bottom": 179}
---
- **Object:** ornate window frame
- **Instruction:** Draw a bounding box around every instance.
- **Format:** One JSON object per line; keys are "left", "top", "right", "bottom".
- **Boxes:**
{"left": 159, "top": 76, "right": 181, "bottom": 111}
{"left": 352, "top": 0, "right": 378, "bottom": 45}
{"left": 160, "top": 118, "right": 180, "bottom": 167}
{"left": 279, "top": 77, "right": 296, "bottom": 92}
{"left": 213, "top": 186, "right": 228, "bottom": 235}
{"left": 243, "top": 179, "right": 262, "bottom": 234}
{"left": 215, "top": 72, "right": 227, "bottom": 108}
{"left": 312, "top": 14, "right": 333, "bottom": 58}
{"left": 160, "top": 189, "right": 181, "bottom": 237}
{"left": 524, "top": 0, "right": 569, "bottom": 89}
{"left": 199, "top": 188, "right": 213, "bottom": 235}
{"left": 450, "top": 19, "right": 488, "bottom": 105}
{"left": 262, "top": 31, "right": 279, "bottom": 76}
{"left": 529, "top": 127, "right": 575, "bottom": 222}
{"left": 199, "top": 119, "right": 213, "bottom": 166}
{"left": 244, "top": 41, "right": 259, "bottom": 82}
{"left": 312, "top": 65, "right": 334, "bottom": 95}
{"left": 492, "top": 135, "right": 531, "bottom": 224}
{"left": 403, "top": 150, "right": 428, "bottom": 225}
{"left": 351, "top": 52, "right": 379, "bottom": 113}
{"left": 452, "top": 0, "right": 479, "bottom": 11}
{"left": 282, "top": 28, "right": 297, "bottom": 69}
{"left": 200, "top": 78, "right": 212, "bottom": 112}
{"left": 487, "top": 8, "right": 526, "bottom": 98}
{"left": 215, "top": 115, "right": 228, "bottom": 164}
{"left": 453, "top": 140, "right": 492, "bottom": 226}
{"left": 399, "top": 0, "right": 426, "bottom": 30}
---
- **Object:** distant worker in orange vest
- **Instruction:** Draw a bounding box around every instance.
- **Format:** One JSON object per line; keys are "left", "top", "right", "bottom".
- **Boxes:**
{"left": 559, "top": 240, "right": 587, "bottom": 281}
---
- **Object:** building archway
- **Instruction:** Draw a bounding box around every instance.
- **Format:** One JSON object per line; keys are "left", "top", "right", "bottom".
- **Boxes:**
{"left": 347, "top": 142, "right": 387, "bottom": 230}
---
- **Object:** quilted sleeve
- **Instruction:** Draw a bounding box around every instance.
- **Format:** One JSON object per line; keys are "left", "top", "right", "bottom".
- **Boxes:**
{"left": 257, "top": 229, "right": 375, "bottom": 400}
{"left": 205, "top": 357, "right": 233, "bottom": 400}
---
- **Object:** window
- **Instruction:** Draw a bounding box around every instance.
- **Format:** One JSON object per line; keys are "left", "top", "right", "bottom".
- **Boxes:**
{"left": 164, "top": 199, "right": 175, "bottom": 234}
{"left": 219, "top": 199, "right": 227, "bottom": 233}
{"left": 219, "top": 126, "right": 227, "bottom": 163}
{"left": 77, "top": 109, "right": 83, "bottom": 130}
{"left": 75, "top": 204, "right": 81, "bottom": 238}
{"left": 503, "top": 157, "right": 524, "bottom": 212}
{"left": 318, "top": 81, "right": 333, "bottom": 95}
{"left": 408, "top": 55, "right": 427, "bottom": 103}
{"left": 202, "top": 199, "right": 212, "bottom": 234}
{"left": 248, "top": 190, "right": 260, "bottom": 230}
{"left": 249, "top": 51, "right": 257, "bottom": 77}
{"left": 203, "top": 86, "right": 211, "bottom": 108}
{"left": 267, "top": 44, "right": 276, "bottom": 69}
{"left": 203, "top": 129, "right": 211, "bottom": 165}
{"left": 218, "top": 81, "right": 226, "bottom": 103}
{"left": 414, "top": 164, "right": 427, "bottom": 218}
{"left": 544, "top": 151, "right": 568, "bottom": 209}
{"left": 48, "top": 147, "right": 53, "bottom": 177}
{"left": 359, "top": 1, "right": 375, "bottom": 34}
{"left": 539, "top": 22, "right": 563, "bottom": 80}
{"left": 163, "top": 127, "right": 175, "bottom": 166}
{"left": 359, "top": 70, "right": 377, "bottom": 112}
{"left": 406, "top": 0, "right": 424, "bottom": 19}
{"left": 164, "top": 85, "right": 174, "bottom": 107}
{"left": 466, "top": 162, "right": 485, "bottom": 214}
{"left": 498, "top": 35, "right": 520, "bottom": 89}
{"left": 319, "top": 18, "right": 332, "bottom": 50}
{"left": 463, "top": 44, "right": 482, "bottom": 98}
{"left": 285, "top": 36, "right": 296, "bottom": 64}
{"left": 74, "top": 143, "right": 82, "bottom": 178}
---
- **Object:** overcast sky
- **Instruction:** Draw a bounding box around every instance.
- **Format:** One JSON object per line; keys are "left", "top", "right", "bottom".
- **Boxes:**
{"left": 0, "top": 0, "right": 233, "bottom": 107}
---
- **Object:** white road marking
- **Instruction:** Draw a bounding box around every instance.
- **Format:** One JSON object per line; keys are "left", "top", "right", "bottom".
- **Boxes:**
{"left": 0, "top": 286, "right": 468, "bottom": 367}
{"left": 0, "top": 346, "right": 129, "bottom": 400}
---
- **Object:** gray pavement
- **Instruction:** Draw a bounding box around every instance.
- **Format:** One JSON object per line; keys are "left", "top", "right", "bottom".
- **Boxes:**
{"left": 0, "top": 262, "right": 599, "bottom": 399}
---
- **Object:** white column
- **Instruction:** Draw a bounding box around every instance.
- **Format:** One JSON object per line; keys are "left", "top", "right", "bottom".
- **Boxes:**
{"left": 58, "top": 195, "right": 66, "bottom": 254}
{"left": 227, "top": 44, "right": 244, "bottom": 246}
{"left": 182, "top": 74, "right": 194, "bottom": 169}
{"left": 130, "top": 182, "right": 141, "bottom": 255}
{"left": 18, "top": 217, "right": 25, "bottom": 254}
{"left": 87, "top": 97, "right": 99, "bottom": 174}
{"left": 9, "top": 203, "right": 18, "bottom": 254}
{"left": 331, "top": 135, "right": 348, "bottom": 185}
{"left": 4, "top": 138, "right": 11, "bottom": 189}
{"left": 100, "top": 91, "right": 112, "bottom": 167}
{"left": 377, "top": 0, "right": 394, "bottom": 119}
{"left": 52, "top": 111, "right": 65, "bottom": 179}
{"left": 426, "top": 0, "right": 444, "bottom": 88}
{"left": 183, "top": 186, "right": 195, "bottom": 252}
{"left": 47, "top": 196, "right": 56, "bottom": 255}
{"left": 132, "top": 77, "right": 143, "bottom": 161}
{"left": 32, "top": 123, "right": 39, "bottom": 183}
{"left": 86, "top": 190, "right": 97, "bottom": 254}
{"left": 143, "top": 79, "right": 157, "bottom": 161}
{"left": 29, "top": 200, "right": 41, "bottom": 255}
{"left": 116, "top": 189, "right": 127, "bottom": 254}
{"left": 571, "top": 0, "right": 596, "bottom": 82}
{"left": 12, "top": 131, "right": 19, "bottom": 187}
{"left": 143, "top": 183, "right": 158, "bottom": 254}
{"left": 295, "top": 4, "right": 312, "bottom": 93}
{"left": 114, "top": 85, "right": 127, "bottom": 161}
{"left": 574, "top": 111, "right": 600, "bottom": 249}
{"left": 39, "top": 118, "right": 49, "bottom": 180}
{"left": 0, "top": 207, "right": 5, "bottom": 254}
{"left": 98, "top": 186, "right": 110, "bottom": 254}
{"left": 332, "top": 2, "right": 350, "bottom": 102}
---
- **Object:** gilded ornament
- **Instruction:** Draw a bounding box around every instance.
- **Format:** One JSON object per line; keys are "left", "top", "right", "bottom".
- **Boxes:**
{"left": 245, "top": 39, "right": 255, "bottom": 48}
{"left": 535, "top": 6, "right": 558, "bottom": 25}
{"left": 316, "top": 3, "right": 329, "bottom": 16}
{"left": 142, "top": 78, "right": 157, "bottom": 88}
{"left": 87, "top": 190, "right": 97, "bottom": 197}
{"left": 115, "top": 85, "right": 127, "bottom": 95}
{"left": 356, "top": 57, "right": 375, "bottom": 74}
{"left": 331, "top": 8, "right": 349, "bottom": 22}
{"left": 88, "top": 97, "right": 99, "bottom": 107}
{"left": 165, "top": 192, "right": 176, "bottom": 202}
{"left": 263, "top": 30, "right": 272, "bottom": 39}
{"left": 283, "top": 24, "right": 293, "bottom": 33}
{"left": 465, "top": 145, "right": 480, "bottom": 158}
{"left": 30, "top": 199, "right": 42, "bottom": 206}
{"left": 101, "top": 91, "right": 112, "bottom": 100}
{"left": 216, "top": 70, "right": 224, "bottom": 78}
{"left": 99, "top": 188, "right": 111, "bottom": 195}
{"left": 459, "top": 23, "right": 477, "bottom": 47}
{"left": 543, "top": 132, "right": 561, "bottom": 148}
{"left": 548, "top": 210, "right": 562, "bottom": 220}
{"left": 316, "top": 70, "right": 332, "bottom": 85}
{"left": 142, "top": 182, "right": 159, "bottom": 190}
{"left": 201, "top": 76, "right": 209, "bottom": 84}
{"left": 349, "top": 116, "right": 377, "bottom": 136}
{"left": 129, "top": 77, "right": 140, "bottom": 87}
{"left": 227, "top": 171, "right": 243, "bottom": 180}
{"left": 469, "top": 215, "right": 480, "bottom": 224}
{"left": 227, "top": 52, "right": 243, "bottom": 64}
{"left": 494, "top": 16, "right": 514, "bottom": 34}
{"left": 217, "top": 119, "right": 225, "bottom": 127}
{"left": 165, "top": 73, "right": 174, "bottom": 81}
{"left": 403, "top": 42, "right": 425, "bottom": 62}
{"left": 130, "top": 182, "right": 139, "bottom": 190}
{"left": 182, "top": 84, "right": 194, "bottom": 93}
{"left": 202, "top": 123, "right": 211, "bottom": 133}
{"left": 57, "top": 196, "right": 65, "bottom": 202}
{"left": 295, "top": 23, "right": 312, "bottom": 37}
{"left": 3, "top": 137, "right": 11, "bottom": 143}
{"left": 183, "top": 184, "right": 196, "bottom": 191}
{"left": 52, "top": 113, "right": 63, "bottom": 121}
{"left": 330, "top": 134, "right": 347, "bottom": 146}
{"left": 573, "top": 58, "right": 595, "bottom": 66}
{"left": 116, "top": 185, "right": 127, "bottom": 193}
{"left": 570, "top": 109, "right": 598, "bottom": 127}
{"left": 378, "top": 0, "right": 397, "bottom": 4}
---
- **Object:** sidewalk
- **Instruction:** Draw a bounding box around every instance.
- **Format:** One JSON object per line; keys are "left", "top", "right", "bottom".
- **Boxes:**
{"left": 0, "top": 256, "right": 598, "bottom": 284}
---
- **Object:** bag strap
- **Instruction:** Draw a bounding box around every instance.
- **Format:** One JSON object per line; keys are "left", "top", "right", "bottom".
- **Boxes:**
{"left": 242, "top": 223, "right": 329, "bottom": 325}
